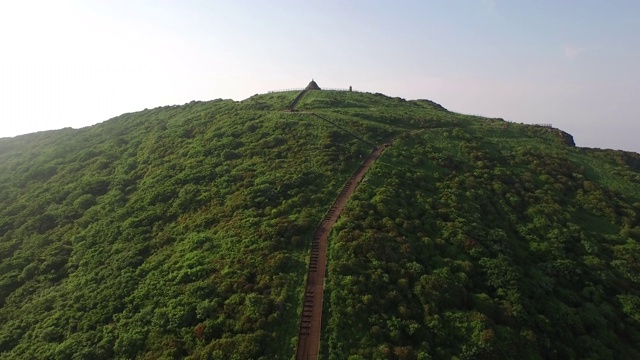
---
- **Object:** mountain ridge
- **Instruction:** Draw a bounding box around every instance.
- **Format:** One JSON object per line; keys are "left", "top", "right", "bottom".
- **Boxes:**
{"left": 0, "top": 89, "right": 639, "bottom": 359}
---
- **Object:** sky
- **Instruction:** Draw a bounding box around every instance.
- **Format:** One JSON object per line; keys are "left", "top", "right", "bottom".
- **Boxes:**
{"left": 1, "top": 0, "right": 639, "bottom": 152}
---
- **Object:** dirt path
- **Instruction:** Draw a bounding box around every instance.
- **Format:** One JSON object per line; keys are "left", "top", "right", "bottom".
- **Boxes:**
{"left": 287, "top": 90, "right": 308, "bottom": 111}
{"left": 295, "top": 142, "right": 391, "bottom": 360}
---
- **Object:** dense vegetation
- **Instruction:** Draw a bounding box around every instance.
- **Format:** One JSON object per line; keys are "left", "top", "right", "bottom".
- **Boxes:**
{"left": 0, "top": 89, "right": 639, "bottom": 359}
{"left": 0, "top": 92, "right": 379, "bottom": 359}
{"left": 324, "top": 115, "right": 640, "bottom": 359}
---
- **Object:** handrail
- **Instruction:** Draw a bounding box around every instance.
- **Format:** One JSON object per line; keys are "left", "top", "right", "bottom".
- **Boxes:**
{"left": 311, "top": 113, "right": 377, "bottom": 148}
{"left": 268, "top": 88, "right": 359, "bottom": 94}
{"left": 268, "top": 88, "right": 305, "bottom": 93}
{"left": 294, "top": 141, "right": 391, "bottom": 360}
{"left": 287, "top": 90, "right": 308, "bottom": 111}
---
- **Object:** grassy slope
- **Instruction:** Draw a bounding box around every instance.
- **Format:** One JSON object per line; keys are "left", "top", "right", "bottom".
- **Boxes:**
{"left": 317, "top": 97, "right": 640, "bottom": 359}
{"left": 0, "top": 93, "right": 379, "bottom": 359}
{"left": 0, "top": 90, "right": 639, "bottom": 359}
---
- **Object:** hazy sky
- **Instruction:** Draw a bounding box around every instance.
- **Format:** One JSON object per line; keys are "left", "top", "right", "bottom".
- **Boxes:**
{"left": 1, "top": 1, "right": 639, "bottom": 152}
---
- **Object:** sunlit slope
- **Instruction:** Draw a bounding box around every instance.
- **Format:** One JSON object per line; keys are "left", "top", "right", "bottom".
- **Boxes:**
{"left": 324, "top": 119, "right": 640, "bottom": 359}
{"left": 0, "top": 95, "right": 378, "bottom": 359}
{"left": 0, "top": 90, "right": 638, "bottom": 359}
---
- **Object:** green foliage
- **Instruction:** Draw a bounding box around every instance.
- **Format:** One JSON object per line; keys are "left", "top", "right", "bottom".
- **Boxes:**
{"left": 0, "top": 96, "right": 375, "bottom": 359}
{"left": 1, "top": 90, "right": 640, "bottom": 359}
{"left": 324, "top": 124, "right": 640, "bottom": 359}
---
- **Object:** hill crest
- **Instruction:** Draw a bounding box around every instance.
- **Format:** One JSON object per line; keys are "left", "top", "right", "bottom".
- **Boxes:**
{"left": 0, "top": 88, "right": 639, "bottom": 359}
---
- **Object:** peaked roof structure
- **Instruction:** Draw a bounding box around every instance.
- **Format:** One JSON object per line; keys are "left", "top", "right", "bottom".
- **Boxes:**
{"left": 305, "top": 79, "right": 321, "bottom": 90}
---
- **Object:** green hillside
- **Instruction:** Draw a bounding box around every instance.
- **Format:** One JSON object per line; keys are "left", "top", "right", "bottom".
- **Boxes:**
{"left": 0, "top": 90, "right": 639, "bottom": 359}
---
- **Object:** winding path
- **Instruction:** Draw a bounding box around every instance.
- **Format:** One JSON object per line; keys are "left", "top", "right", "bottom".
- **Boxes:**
{"left": 295, "top": 142, "right": 391, "bottom": 360}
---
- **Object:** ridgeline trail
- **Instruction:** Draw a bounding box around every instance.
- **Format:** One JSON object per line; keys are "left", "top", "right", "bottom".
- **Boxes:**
{"left": 310, "top": 113, "right": 377, "bottom": 148}
{"left": 284, "top": 90, "right": 376, "bottom": 148}
{"left": 295, "top": 142, "right": 391, "bottom": 360}
{"left": 285, "top": 89, "right": 392, "bottom": 359}
{"left": 287, "top": 89, "right": 308, "bottom": 111}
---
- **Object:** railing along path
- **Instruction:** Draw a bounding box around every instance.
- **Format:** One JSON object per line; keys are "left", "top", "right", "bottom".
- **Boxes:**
{"left": 294, "top": 142, "right": 391, "bottom": 360}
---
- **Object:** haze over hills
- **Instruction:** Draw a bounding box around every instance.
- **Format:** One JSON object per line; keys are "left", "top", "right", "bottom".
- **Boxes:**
{"left": 3, "top": 2, "right": 640, "bottom": 153}
{"left": 0, "top": 88, "right": 639, "bottom": 359}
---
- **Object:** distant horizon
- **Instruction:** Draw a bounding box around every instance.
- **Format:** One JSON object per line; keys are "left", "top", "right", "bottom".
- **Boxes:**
{"left": 0, "top": 84, "right": 619, "bottom": 152}
{"left": 2, "top": 1, "right": 639, "bottom": 153}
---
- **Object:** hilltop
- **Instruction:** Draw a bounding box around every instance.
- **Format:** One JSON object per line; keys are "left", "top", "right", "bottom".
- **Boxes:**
{"left": 0, "top": 88, "right": 639, "bottom": 359}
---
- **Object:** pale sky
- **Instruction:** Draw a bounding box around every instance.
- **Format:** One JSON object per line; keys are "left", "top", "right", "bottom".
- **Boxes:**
{"left": 1, "top": 0, "right": 639, "bottom": 152}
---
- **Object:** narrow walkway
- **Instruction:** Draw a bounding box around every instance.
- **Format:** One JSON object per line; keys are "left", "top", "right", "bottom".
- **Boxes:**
{"left": 283, "top": 111, "right": 376, "bottom": 148}
{"left": 295, "top": 142, "right": 391, "bottom": 360}
{"left": 310, "top": 113, "right": 377, "bottom": 148}
{"left": 287, "top": 89, "right": 308, "bottom": 111}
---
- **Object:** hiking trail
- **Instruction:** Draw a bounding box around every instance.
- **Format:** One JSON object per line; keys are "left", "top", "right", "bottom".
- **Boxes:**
{"left": 295, "top": 142, "right": 391, "bottom": 360}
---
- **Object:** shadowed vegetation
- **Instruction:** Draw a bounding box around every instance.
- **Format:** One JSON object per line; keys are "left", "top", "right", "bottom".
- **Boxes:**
{"left": 0, "top": 90, "right": 639, "bottom": 359}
